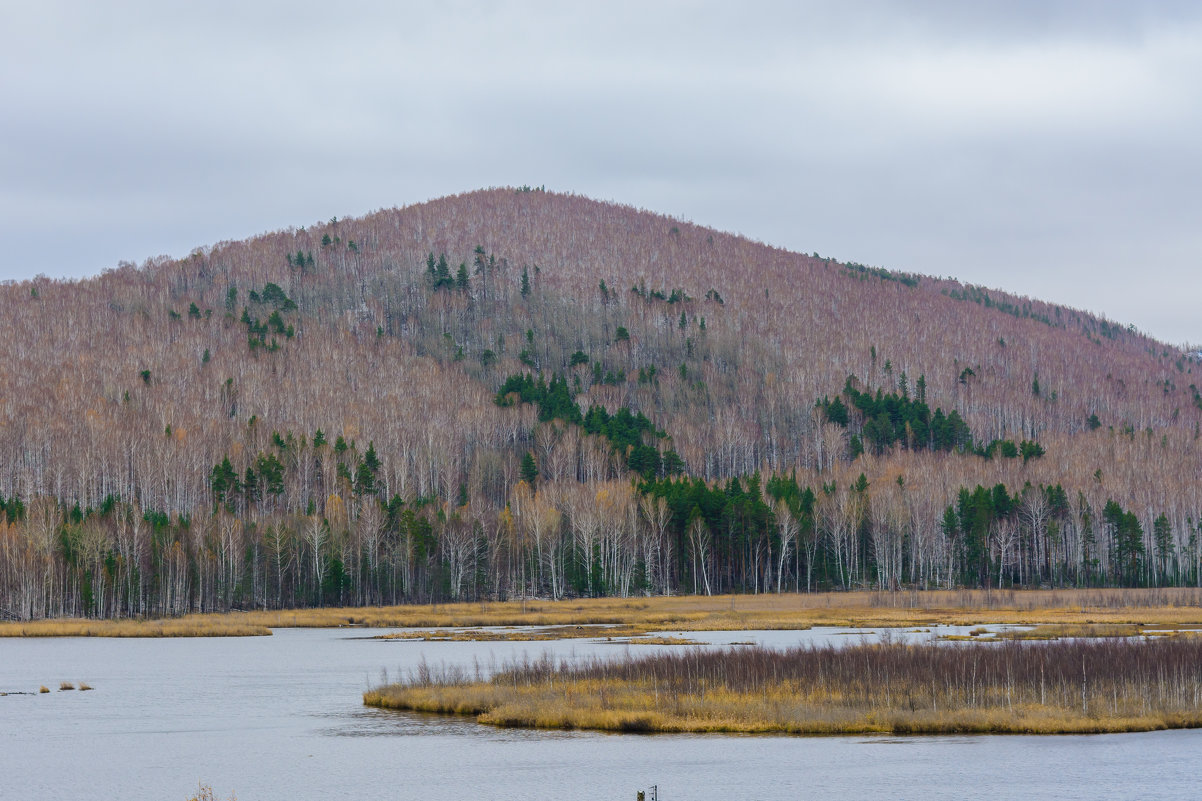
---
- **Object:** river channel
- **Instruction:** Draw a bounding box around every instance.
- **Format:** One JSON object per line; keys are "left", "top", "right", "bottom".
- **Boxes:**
{"left": 2, "top": 626, "right": 1198, "bottom": 800}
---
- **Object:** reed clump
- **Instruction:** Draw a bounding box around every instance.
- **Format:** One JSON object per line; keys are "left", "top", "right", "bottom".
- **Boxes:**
{"left": 59, "top": 681, "right": 74, "bottom": 691}
{"left": 365, "top": 638, "right": 1202, "bottom": 735}
{"left": 39, "top": 685, "right": 49, "bottom": 693}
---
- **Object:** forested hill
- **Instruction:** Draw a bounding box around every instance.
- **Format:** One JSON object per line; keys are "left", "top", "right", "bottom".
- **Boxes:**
{"left": 2, "top": 187, "right": 1200, "bottom": 618}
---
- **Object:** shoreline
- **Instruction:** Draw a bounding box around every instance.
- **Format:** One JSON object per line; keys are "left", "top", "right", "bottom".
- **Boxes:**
{"left": 5, "top": 587, "right": 1202, "bottom": 638}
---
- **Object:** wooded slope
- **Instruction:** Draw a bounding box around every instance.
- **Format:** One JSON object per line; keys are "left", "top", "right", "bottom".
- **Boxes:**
{"left": 1, "top": 188, "right": 1199, "bottom": 617}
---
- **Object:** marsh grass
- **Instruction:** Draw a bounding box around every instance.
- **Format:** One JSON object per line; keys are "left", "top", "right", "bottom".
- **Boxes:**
{"left": 78, "top": 682, "right": 93, "bottom": 691}
{"left": 996, "top": 624, "right": 1145, "bottom": 640}
{"left": 38, "top": 685, "right": 49, "bottom": 693}
{"left": 58, "top": 682, "right": 74, "bottom": 691}
{"left": 0, "top": 617, "right": 271, "bottom": 638}
{"left": 365, "top": 638, "right": 1202, "bottom": 735}
{"left": 257, "top": 586, "right": 1202, "bottom": 632}
{"left": 7, "top": 588, "right": 1202, "bottom": 638}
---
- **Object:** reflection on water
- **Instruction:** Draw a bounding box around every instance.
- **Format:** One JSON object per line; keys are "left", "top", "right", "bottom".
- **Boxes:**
{"left": 2, "top": 625, "right": 1198, "bottom": 801}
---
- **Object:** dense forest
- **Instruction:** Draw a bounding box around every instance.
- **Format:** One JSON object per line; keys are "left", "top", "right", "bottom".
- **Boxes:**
{"left": 2, "top": 188, "right": 1200, "bottom": 619}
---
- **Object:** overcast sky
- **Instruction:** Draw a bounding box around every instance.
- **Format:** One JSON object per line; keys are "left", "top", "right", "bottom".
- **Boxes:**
{"left": 3, "top": 1, "right": 1199, "bottom": 345}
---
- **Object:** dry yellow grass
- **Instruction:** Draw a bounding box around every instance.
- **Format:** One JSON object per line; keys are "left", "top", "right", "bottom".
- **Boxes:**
{"left": 0, "top": 617, "right": 272, "bottom": 638}
{"left": 6, "top": 588, "right": 1202, "bottom": 637}
{"left": 997, "top": 623, "right": 1144, "bottom": 640}
{"left": 367, "top": 681, "right": 1202, "bottom": 735}
{"left": 366, "top": 637, "right": 1202, "bottom": 735}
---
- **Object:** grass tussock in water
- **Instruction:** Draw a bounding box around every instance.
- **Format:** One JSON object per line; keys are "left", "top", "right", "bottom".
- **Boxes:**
{"left": 186, "top": 784, "right": 236, "bottom": 801}
{"left": 365, "top": 638, "right": 1202, "bottom": 735}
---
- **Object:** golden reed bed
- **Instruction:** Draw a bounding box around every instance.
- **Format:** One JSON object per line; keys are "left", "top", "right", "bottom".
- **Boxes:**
{"left": 365, "top": 637, "right": 1202, "bottom": 735}
{"left": 4, "top": 587, "right": 1202, "bottom": 637}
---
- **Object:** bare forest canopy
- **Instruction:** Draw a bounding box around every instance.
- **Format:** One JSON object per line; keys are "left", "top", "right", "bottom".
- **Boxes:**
{"left": 2, "top": 187, "right": 1201, "bottom": 620}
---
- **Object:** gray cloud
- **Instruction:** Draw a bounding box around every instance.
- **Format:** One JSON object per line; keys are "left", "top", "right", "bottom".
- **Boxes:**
{"left": 2, "top": 0, "right": 1199, "bottom": 344}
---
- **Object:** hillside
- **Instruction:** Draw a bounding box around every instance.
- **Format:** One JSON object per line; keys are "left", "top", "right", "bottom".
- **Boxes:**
{"left": 1, "top": 188, "right": 1200, "bottom": 618}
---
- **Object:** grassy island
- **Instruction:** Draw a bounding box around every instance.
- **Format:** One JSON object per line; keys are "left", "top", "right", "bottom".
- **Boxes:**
{"left": 365, "top": 637, "right": 1202, "bottom": 735}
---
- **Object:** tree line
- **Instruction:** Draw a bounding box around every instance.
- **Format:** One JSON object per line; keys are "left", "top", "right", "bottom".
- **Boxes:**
{"left": 3, "top": 466, "right": 1200, "bottom": 619}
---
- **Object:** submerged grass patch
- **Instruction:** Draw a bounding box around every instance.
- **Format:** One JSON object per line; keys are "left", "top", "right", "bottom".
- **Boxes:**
{"left": 943, "top": 623, "right": 1193, "bottom": 642}
{"left": 186, "top": 784, "right": 237, "bottom": 801}
{"left": 365, "top": 638, "right": 1202, "bottom": 735}
{"left": 7, "top": 587, "right": 1202, "bottom": 637}
{"left": 374, "top": 625, "right": 700, "bottom": 644}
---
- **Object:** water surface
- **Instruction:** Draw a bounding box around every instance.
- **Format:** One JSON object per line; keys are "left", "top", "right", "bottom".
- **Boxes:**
{"left": 2, "top": 626, "right": 1195, "bottom": 800}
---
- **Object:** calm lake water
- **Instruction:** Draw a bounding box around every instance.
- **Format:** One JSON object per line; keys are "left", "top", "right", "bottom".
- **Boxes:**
{"left": 2, "top": 625, "right": 1199, "bottom": 801}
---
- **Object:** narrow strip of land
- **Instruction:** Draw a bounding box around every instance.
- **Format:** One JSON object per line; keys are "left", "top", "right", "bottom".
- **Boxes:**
{"left": 4, "top": 588, "right": 1202, "bottom": 637}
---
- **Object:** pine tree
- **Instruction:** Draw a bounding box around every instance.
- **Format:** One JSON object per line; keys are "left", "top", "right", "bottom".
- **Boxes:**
{"left": 519, "top": 451, "right": 539, "bottom": 485}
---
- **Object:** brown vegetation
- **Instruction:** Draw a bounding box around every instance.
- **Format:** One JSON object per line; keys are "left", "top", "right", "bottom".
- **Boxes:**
{"left": 6, "top": 589, "right": 1202, "bottom": 637}
{"left": 365, "top": 638, "right": 1202, "bottom": 734}
{"left": 0, "top": 617, "right": 271, "bottom": 638}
